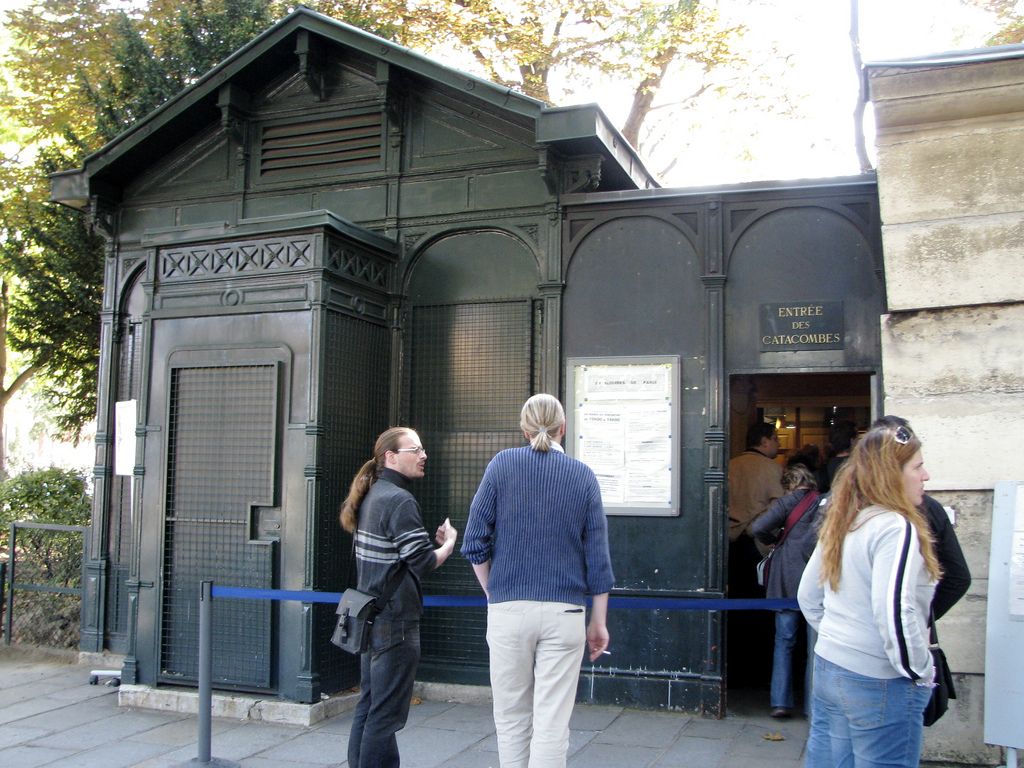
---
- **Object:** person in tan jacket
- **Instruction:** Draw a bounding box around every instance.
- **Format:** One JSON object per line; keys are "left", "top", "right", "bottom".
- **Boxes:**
{"left": 726, "top": 421, "right": 785, "bottom": 683}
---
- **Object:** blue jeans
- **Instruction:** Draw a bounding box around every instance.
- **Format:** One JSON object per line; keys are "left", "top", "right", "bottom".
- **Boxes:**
{"left": 805, "top": 655, "right": 932, "bottom": 768}
{"left": 348, "top": 620, "right": 420, "bottom": 768}
{"left": 771, "top": 610, "right": 802, "bottom": 709}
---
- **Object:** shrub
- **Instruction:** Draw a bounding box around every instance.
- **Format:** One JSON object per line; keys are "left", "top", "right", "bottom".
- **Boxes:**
{"left": 0, "top": 466, "right": 91, "bottom": 550}
{"left": 0, "top": 467, "right": 91, "bottom": 648}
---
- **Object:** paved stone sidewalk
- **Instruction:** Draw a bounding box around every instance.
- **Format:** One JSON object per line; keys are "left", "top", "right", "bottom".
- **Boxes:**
{"left": 0, "top": 649, "right": 809, "bottom": 767}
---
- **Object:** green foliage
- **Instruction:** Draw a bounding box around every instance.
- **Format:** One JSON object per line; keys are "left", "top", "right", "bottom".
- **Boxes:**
{"left": 0, "top": 467, "right": 90, "bottom": 648}
{"left": 0, "top": 0, "right": 282, "bottom": 446}
{"left": 2, "top": 145, "right": 104, "bottom": 439}
{"left": 964, "top": 1, "right": 1023, "bottom": 45}
{"left": 0, "top": 466, "right": 91, "bottom": 530}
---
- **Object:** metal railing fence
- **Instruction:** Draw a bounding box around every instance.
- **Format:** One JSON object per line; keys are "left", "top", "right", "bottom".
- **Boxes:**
{"left": 3, "top": 522, "right": 89, "bottom": 647}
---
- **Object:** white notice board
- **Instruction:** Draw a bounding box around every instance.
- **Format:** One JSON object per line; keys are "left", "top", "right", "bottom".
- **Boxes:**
{"left": 984, "top": 481, "right": 1024, "bottom": 750}
{"left": 565, "top": 356, "right": 679, "bottom": 517}
{"left": 114, "top": 400, "right": 137, "bottom": 477}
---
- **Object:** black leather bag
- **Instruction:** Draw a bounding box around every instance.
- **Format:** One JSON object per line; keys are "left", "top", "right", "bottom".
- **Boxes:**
{"left": 923, "top": 619, "right": 956, "bottom": 726}
{"left": 330, "top": 560, "right": 407, "bottom": 655}
{"left": 330, "top": 588, "right": 379, "bottom": 654}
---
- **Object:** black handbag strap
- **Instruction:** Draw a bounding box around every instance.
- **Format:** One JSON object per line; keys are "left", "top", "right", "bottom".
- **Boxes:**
{"left": 350, "top": 536, "right": 408, "bottom": 615}
{"left": 928, "top": 607, "right": 939, "bottom": 645}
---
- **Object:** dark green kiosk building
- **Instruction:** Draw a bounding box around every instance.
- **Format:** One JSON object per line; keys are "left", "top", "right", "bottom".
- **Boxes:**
{"left": 54, "top": 8, "right": 885, "bottom": 715}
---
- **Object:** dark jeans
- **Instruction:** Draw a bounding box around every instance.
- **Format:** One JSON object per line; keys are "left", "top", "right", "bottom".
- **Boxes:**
{"left": 348, "top": 619, "right": 421, "bottom": 768}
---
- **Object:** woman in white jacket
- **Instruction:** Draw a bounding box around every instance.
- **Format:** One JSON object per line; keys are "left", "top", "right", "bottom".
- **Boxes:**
{"left": 798, "top": 422, "right": 941, "bottom": 768}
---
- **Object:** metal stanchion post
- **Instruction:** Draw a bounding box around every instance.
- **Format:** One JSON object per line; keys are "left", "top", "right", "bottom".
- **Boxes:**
{"left": 185, "top": 580, "right": 239, "bottom": 768}
{"left": 197, "top": 579, "right": 212, "bottom": 763}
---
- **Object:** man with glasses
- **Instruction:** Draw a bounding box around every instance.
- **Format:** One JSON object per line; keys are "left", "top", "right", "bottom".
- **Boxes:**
{"left": 339, "top": 427, "right": 458, "bottom": 768}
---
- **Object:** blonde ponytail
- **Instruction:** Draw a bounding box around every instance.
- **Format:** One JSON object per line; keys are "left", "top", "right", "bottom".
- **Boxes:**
{"left": 520, "top": 394, "right": 565, "bottom": 453}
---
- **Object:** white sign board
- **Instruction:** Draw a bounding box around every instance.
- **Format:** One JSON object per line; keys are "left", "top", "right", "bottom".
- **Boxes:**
{"left": 566, "top": 357, "right": 679, "bottom": 516}
{"left": 984, "top": 482, "right": 1024, "bottom": 750}
{"left": 114, "top": 400, "right": 137, "bottom": 477}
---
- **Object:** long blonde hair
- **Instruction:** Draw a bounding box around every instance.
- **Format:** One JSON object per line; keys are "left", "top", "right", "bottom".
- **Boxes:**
{"left": 817, "top": 424, "right": 941, "bottom": 590}
{"left": 339, "top": 427, "right": 414, "bottom": 533}
{"left": 520, "top": 393, "right": 565, "bottom": 452}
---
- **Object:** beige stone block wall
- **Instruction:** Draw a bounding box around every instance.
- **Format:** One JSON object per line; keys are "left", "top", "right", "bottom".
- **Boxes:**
{"left": 882, "top": 213, "right": 1024, "bottom": 311}
{"left": 875, "top": 122, "right": 1024, "bottom": 226}
{"left": 869, "top": 57, "right": 1024, "bottom": 130}
{"left": 881, "top": 306, "right": 1024, "bottom": 489}
{"left": 870, "top": 52, "right": 1024, "bottom": 766}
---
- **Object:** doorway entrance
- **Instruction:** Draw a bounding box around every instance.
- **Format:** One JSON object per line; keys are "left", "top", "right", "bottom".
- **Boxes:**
{"left": 725, "top": 371, "right": 874, "bottom": 714}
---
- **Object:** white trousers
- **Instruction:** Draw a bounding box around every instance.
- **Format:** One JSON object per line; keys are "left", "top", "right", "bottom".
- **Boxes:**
{"left": 486, "top": 600, "right": 587, "bottom": 768}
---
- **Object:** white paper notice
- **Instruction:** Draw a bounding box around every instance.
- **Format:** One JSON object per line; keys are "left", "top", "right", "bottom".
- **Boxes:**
{"left": 575, "top": 363, "right": 673, "bottom": 509}
{"left": 114, "top": 400, "right": 137, "bottom": 477}
{"left": 1011, "top": 486, "right": 1024, "bottom": 619}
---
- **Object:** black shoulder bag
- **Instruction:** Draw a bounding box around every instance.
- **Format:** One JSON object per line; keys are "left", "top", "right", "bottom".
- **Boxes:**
{"left": 331, "top": 548, "right": 407, "bottom": 655}
{"left": 923, "top": 610, "right": 956, "bottom": 726}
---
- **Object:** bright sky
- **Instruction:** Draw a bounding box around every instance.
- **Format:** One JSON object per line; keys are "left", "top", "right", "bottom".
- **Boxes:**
{"left": 593, "top": 0, "right": 1000, "bottom": 186}
{"left": 0, "top": 0, "right": 1002, "bottom": 188}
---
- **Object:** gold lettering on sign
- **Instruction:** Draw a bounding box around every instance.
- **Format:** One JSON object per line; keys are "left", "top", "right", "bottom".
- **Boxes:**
{"left": 777, "top": 305, "right": 824, "bottom": 318}
{"left": 761, "top": 333, "right": 842, "bottom": 346}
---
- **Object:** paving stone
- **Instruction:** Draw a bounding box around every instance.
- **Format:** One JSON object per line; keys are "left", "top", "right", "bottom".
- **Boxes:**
{"left": 13, "top": 696, "right": 121, "bottom": 733}
{"left": 240, "top": 757, "right": 345, "bottom": 768}
{"left": 404, "top": 698, "right": 458, "bottom": 725}
{"left": 416, "top": 702, "right": 496, "bottom": 733}
{"left": 129, "top": 713, "right": 237, "bottom": 746}
{"left": 4, "top": 743, "right": 78, "bottom": 768}
{"left": 0, "top": 696, "right": 71, "bottom": 726}
{"left": 569, "top": 741, "right": 663, "bottom": 767}
{"left": 593, "top": 709, "right": 689, "bottom": 748}
{"left": 41, "top": 737, "right": 175, "bottom": 767}
{"left": 569, "top": 704, "right": 623, "bottom": 731}
{"left": 0, "top": 722, "right": 50, "bottom": 748}
{"left": 201, "top": 721, "right": 310, "bottom": 761}
{"left": 396, "top": 724, "right": 491, "bottom": 767}
{"left": 249, "top": 726, "right": 347, "bottom": 765}
{"left": 654, "top": 734, "right": 730, "bottom": 767}
{"left": 26, "top": 708, "right": 182, "bottom": 750}
{"left": 679, "top": 716, "right": 746, "bottom": 739}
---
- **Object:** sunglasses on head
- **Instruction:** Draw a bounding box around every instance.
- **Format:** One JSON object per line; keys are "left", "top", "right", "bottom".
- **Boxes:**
{"left": 893, "top": 425, "right": 913, "bottom": 445}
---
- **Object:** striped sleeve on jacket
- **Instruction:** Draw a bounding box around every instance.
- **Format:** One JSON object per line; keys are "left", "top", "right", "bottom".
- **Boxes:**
{"left": 871, "top": 519, "right": 933, "bottom": 682}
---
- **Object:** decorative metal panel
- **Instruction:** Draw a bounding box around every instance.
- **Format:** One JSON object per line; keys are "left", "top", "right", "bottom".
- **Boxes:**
{"left": 160, "top": 236, "right": 314, "bottom": 281}
{"left": 405, "top": 301, "right": 534, "bottom": 666}
{"left": 316, "top": 311, "right": 391, "bottom": 692}
{"left": 259, "top": 113, "right": 383, "bottom": 180}
{"left": 160, "top": 365, "right": 277, "bottom": 690}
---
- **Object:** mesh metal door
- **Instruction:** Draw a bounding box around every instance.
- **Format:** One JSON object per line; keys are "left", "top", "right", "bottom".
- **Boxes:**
{"left": 406, "top": 300, "right": 536, "bottom": 667}
{"left": 160, "top": 364, "right": 277, "bottom": 690}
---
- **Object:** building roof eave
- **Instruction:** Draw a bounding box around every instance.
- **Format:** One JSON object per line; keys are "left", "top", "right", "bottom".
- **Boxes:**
{"left": 537, "top": 104, "right": 660, "bottom": 192}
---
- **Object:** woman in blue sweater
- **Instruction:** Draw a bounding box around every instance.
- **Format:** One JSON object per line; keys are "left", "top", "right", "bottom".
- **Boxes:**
{"left": 462, "top": 394, "right": 614, "bottom": 768}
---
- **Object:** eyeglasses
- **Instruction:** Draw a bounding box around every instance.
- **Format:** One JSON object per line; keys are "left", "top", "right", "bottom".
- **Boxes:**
{"left": 893, "top": 425, "right": 913, "bottom": 445}
{"left": 393, "top": 446, "right": 426, "bottom": 456}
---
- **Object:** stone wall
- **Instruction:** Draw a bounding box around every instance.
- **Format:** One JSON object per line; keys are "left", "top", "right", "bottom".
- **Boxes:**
{"left": 869, "top": 47, "right": 1024, "bottom": 765}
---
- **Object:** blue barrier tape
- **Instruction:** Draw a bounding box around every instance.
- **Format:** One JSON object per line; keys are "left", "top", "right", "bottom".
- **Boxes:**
{"left": 210, "top": 585, "right": 798, "bottom": 611}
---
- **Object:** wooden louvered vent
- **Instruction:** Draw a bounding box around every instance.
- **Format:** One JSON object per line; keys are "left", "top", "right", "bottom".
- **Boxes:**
{"left": 260, "top": 113, "right": 382, "bottom": 179}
